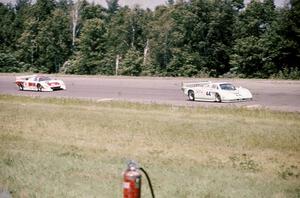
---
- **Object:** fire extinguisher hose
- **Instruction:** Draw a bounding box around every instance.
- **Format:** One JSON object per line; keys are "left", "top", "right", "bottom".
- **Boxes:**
{"left": 139, "top": 167, "right": 155, "bottom": 198}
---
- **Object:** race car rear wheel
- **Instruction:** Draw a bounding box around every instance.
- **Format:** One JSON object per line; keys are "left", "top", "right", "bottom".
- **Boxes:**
{"left": 215, "top": 93, "right": 222, "bottom": 103}
{"left": 37, "top": 84, "right": 43, "bottom": 92}
{"left": 188, "top": 90, "right": 195, "bottom": 101}
{"left": 18, "top": 85, "right": 24, "bottom": 91}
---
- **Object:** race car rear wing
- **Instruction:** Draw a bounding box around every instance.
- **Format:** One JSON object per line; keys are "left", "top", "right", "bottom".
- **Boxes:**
{"left": 181, "top": 81, "right": 211, "bottom": 93}
{"left": 181, "top": 81, "right": 211, "bottom": 89}
{"left": 16, "top": 75, "right": 37, "bottom": 81}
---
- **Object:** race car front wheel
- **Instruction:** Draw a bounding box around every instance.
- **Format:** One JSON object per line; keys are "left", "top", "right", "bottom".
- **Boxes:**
{"left": 188, "top": 90, "right": 195, "bottom": 101}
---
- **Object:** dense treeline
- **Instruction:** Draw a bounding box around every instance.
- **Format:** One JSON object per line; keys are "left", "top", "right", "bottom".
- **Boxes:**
{"left": 0, "top": 0, "right": 299, "bottom": 79}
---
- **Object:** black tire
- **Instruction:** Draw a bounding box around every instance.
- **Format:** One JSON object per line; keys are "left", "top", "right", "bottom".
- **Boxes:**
{"left": 188, "top": 90, "right": 195, "bottom": 101}
{"left": 215, "top": 93, "right": 222, "bottom": 103}
{"left": 37, "top": 84, "right": 42, "bottom": 92}
{"left": 19, "top": 85, "right": 24, "bottom": 91}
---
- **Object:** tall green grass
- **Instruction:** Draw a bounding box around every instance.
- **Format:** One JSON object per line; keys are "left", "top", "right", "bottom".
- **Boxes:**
{"left": 0, "top": 95, "right": 299, "bottom": 197}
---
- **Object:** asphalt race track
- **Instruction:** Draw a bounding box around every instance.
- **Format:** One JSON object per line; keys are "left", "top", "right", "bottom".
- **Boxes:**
{"left": 1, "top": 74, "right": 300, "bottom": 112}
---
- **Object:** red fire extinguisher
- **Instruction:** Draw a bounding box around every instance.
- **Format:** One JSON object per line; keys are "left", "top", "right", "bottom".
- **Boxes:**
{"left": 123, "top": 160, "right": 142, "bottom": 198}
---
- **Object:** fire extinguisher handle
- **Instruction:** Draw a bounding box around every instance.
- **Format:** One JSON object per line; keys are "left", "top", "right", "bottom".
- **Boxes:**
{"left": 139, "top": 167, "right": 155, "bottom": 198}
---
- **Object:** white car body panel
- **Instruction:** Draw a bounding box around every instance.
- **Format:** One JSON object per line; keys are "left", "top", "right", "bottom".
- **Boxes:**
{"left": 15, "top": 75, "right": 66, "bottom": 92}
{"left": 182, "top": 81, "right": 252, "bottom": 102}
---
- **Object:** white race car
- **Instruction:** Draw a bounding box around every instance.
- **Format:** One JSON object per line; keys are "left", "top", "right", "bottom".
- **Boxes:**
{"left": 181, "top": 81, "right": 252, "bottom": 102}
{"left": 15, "top": 75, "right": 66, "bottom": 92}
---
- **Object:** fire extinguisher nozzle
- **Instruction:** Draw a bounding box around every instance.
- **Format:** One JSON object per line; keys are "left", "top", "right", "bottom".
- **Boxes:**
{"left": 127, "top": 160, "right": 139, "bottom": 170}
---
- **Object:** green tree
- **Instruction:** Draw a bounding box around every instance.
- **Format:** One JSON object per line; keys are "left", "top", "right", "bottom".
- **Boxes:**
{"left": 230, "top": 0, "right": 291, "bottom": 78}
{"left": 104, "top": 6, "right": 150, "bottom": 76}
{"left": 14, "top": 0, "right": 32, "bottom": 48}
{"left": 277, "top": 0, "right": 300, "bottom": 72}
{"left": 235, "top": 0, "right": 276, "bottom": 38}
{"left": 106, "top": 0, "right": 119, "bottom": 14}
{"left": 36, "top": 8, "right": 72, "bottom": 73}
{"left": 230, "top": 36, "right": 264, "bottom": 77}
{"left": 0, "top": 3, "right": 16, "bottom": 52}
{"left": 119, "top": 48, "right": 142, "bottom": 76}
{"left": 0, "top": 53, "right": 28, "bottom": 72}
{"left": 106, "top": 7, "right": 131, "bottom": 55}
{"left": 148, "top": 5, "right": 174, "bottom": 74}
{"left": 16, "top": 6, "right": 72, "bottom": 73}
{"left": 205, "top": 0, "right": 236, "bottom": 76}
{"left": 81, "top": 3, "right": 106, "bottom": 20}
{"left": 16, "top": 17, "right": 39, "bottom": 70}
{"left": 33, "top": 0, "right": 56, "bottom": 21}
{"left": 56, "top": 0, "right": 72, "bottom": 12}
{"left": 70, "top": 18, "right": 110, "bottom": 74}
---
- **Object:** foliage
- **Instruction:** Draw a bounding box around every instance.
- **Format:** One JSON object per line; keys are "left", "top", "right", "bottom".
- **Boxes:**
{"left": 119, "top": 48, "right": 142, "bottom": 76}
{"left": 271, "top": 67, "right": 300, "bottom": 79}
{"left": 0, "top": 53, "right": 27, "bottom": 72}
{"left": 35, "top": 9, "right": 72, "bottom": 73}
{"left": 106, "top": 0, "right": 119, "bottom": 14}
{"left": 0, "top": 0, "right": 299, "bottom": 78}
{"left": 68, "top": 18, "right": 112, "bottom": 75}
{"left": 0, "top": 3, "right": 16, "bottom": 52}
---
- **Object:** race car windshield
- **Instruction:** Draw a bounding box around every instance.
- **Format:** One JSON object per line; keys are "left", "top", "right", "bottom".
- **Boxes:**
{"left": 220, "top": 83, "right": 236, "bottom": 90}
{"left": 38, "top": 76, "right": 51, "bottom": 81}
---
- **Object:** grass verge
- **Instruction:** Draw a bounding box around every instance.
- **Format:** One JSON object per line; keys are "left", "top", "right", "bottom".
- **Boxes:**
{"left": 0, "top": 95, "right": 299, "bottom": 197}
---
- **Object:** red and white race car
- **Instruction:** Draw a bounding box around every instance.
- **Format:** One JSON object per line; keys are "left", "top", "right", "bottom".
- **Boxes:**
{"left": 15, "top": 75, "right": 66, "bottom": 92}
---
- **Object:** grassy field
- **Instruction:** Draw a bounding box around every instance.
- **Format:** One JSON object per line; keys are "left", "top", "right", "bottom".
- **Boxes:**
{"left": 0, "top": 95, "right": 299, "bottom": 198}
